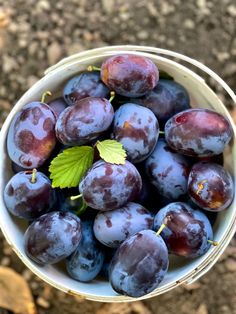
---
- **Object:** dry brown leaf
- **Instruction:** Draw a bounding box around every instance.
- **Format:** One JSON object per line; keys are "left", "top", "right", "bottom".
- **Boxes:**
{"left": 96, "top": 301, "right": 152, "bottom": 314}
{"left": 0, "top": 10, "right": 10, "bottom": 28}
{"left": 196, "top": 304, "right": 208, "bottom": 314}
{"left": 0, "top": 266, "right": 37, "bottom": 314}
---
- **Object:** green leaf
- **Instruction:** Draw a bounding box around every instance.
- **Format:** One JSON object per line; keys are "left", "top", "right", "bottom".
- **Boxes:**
{"left": 96, "top": 140, "right": 127, "bottom": 165}
{"left": 49, "top": 146, "right": 94, "bottom": 188}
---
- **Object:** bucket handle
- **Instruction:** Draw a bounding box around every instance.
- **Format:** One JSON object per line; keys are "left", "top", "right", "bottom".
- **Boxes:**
{"left": 44, "top": 45, "right": 236, "bottom": 105}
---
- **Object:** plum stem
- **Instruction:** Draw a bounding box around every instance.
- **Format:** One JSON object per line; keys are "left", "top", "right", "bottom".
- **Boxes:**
{"left": 159, "top": 131, "right": 165, "bottom": 135}
{"left": 41, "top": 91, "right": 52, "bottom": 103}
{"left": 156, "top": 216, "right": 171, "bottom": 236}
{"left": 31, "top": 169, "right": 37, "bottom": 183}
{"left": 87, "top": 65, "right": 101, "bottom": 72}
{"left": 94, "top": 140, "right": 100, "bottom": 148}
{"left": 208, "top": 240, "right": 219, "bottom": 246}
{"left": 70, "top": 194, "right": 83, "bottom": 201}
{"left": 109, "top": 91, "right": 115, "bottom": 103}
{"left": 156, "top": 223, "right": 166, "bottom": 236}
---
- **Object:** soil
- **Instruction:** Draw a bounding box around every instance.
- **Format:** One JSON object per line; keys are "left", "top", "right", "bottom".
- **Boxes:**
{"left": 0, "top": 0, "right": 236, "bottom": 313}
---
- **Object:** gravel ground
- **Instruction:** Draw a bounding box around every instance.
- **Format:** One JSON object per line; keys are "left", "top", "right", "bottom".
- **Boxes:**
{"left": 0, "top": 0, "right": 236, "bottom": 313}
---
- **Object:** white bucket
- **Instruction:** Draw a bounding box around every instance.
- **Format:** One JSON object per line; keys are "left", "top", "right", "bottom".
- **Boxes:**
{"left": 0, "top": 45, "right": 236, "bottom": 302}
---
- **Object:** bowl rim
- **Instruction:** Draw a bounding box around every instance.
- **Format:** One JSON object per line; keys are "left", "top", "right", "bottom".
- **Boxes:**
{"left": 0, "top": 45, "right": 236, "bottom": 302}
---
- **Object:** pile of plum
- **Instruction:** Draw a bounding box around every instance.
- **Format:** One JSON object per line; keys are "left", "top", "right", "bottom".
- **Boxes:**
{"left": 3, "top": 54, "right": 234, "bottom": 298}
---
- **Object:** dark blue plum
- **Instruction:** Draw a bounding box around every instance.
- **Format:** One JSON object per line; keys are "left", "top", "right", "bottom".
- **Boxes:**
{"left": 99, "top": 248, "right": 116, "bottom": 279}
{"left": 188, "top": 162, "right": 234, "bottom": 212}
{"left": 55, "top": 97, "right": 114, "bottom": 145}
{"left": 63, "top": 72, "right": 109, "bottom": 106}
{"left": 136, "top": 164, "right": 171, "bottom": 212}
{"left": 129, "top": 79, "right": 190, "bottom": 126}
{"left": 153, "top": 202, "right": 213, "bottom": 258}
{"left": 136, "top": 173, "right": 157, "bottom": 209}
{"left": 55, "top": 187, "right": 78, "bottom": 211}
{"left": 7, "top": 102, "right": 57, "bottom": 169}
{"left": 48, "top": 97, "right": 67, "bottom": 119}
{"left": 101, "top": 54, "right": 159, "bottom": 97}
{"left": 24, "top": 211, "right": 82, "bottom": 264}
{"left": 93, "top": 202, "right": 153, "bottom": 248}
{"left": 4, "top": 170, "right": 56, "bottom": 220}
{"left": 56, "top": 188, "right": 99, "bottom": 218}
{"left": 145, "top": 139, "right": 191, "bottom": 200}
{"left": 165, "top": 109, "right": 233, "bottom": 157}
{"left": 66, "top": 220, "right": 105, "bottom": 282}
{"left": 109, "top": 229, "right": 169, "bottom": 298}
{"left": 112, "top": 103, "right": 159, "bottom": 163}
{"left": 55, "top": 187, "right": 84, "bottom": 213}
{"left": 79, "top": 160, "right": 142, "bottom": 211}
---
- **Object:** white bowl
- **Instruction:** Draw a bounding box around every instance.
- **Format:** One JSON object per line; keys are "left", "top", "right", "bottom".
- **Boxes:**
{"left": 0, "top": 46, "right": 236, "bottom": 302}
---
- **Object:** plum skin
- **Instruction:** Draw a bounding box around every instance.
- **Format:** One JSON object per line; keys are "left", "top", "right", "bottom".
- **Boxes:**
{"left": 79, "top": 160, "right": 142, "bottom": 211}
{"left": 109, "top": 229, "right": 169, "bottom": 298}
{"left": 165, "top": 108, "right": 233, "bottom": 157}
{"left": 55, "top": 97, "right": 114, "bottom": 146}
{"left": 101, "top": 54, "right": 159, "bottom": 98}
{"left": 66, "top": 220, "right": 105, "bottom": 282}
{"left": 112, "top": 103, "right": 159, "bottom": 163}
{"left": 4, "top": 170, "right": 56, "bottom": 220}
{"left": 24, "top": 211, "right": 82, "bottom": 265}
{"left": 145, "top": 139, "right": 191, "bottom": 200}
{"left": 63, "top": 71, "right": 109, "bottom": 105}
{"left": 48, "top": 97, "right": 67, "bottom": 119}
{"left": 153, "top": 202, "right": 213, "bottom": 258}
{"left": 129, "top": 79, "right": 190, "bottom": 126}
{"left": 188, "top": 162, "right": 234, "bottom": 212}
{"left": 7, "top": 102, "right": 57, "bottom": 169}
{"left": 93, "top": 202, "right": 153, "bottom": 248}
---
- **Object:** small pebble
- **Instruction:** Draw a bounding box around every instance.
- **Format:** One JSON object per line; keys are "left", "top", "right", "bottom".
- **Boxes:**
{"left": 3, "top": 245, "right": 12, "bottom": 256}
{"left": 67, "top": 43, "right": 84, "bottom": 55}
{"left": 184, "top": 19, "right": 195, "bottom": 29}
{"left": 30, "top": 281, "right": 39, "bottom": 290}
{"left": 167, "top": 39, "right": 175, "bottom": 46}
{"left": 222, "top": 62, "right": 236, "bottom": 77}
{"left": 27, "top": 75, "right": 39, "bottom": 88}
{"left": 47, "top": 41, "right": 62, "bottom": 65}
{"left": 137, "top": 30, "right": 149, "bottom": 40}
{"left": 22, "top": 269, "right": 33, "bottom": 281}
{"left": 225, "top": 258, "right": 236, "bottom": 272}
{"left": 197, "top": 0, "right": 207, "bottom": 9}
{"left": 1, "top": 257, "right": 10, "bottom": 266}
{"left": 0, "top": 100, "right": 11, "bottom": 110}
{"left": 2, "top": 55, "right": 17, "bottom": 73}
{"left": 219, "top": 305, "right": 231, "bottom": 313}
{"left": 227, "top": 5, "right": 236, "bottom": 17}
{"left": 101, "top": 0, "right": 114, "bottom": 13}
{"left": 216, "top": 52, "right": 230, "bottom": 62}
{"left": 36, "top": 297, "right": 50, "bottom": 309}
{"left": 147, "top": 2, "right": 158, "bottom": 17}
{"left": 119, "top": 12, "right": 130, "bottom": 21}
{"left": 196, "top": 304, "right": 208, "bottom": 314}
{"left": 160, "top": 2, "right": 175, "bottom": 15}
{"left": 96, "top": 302, "right": 152, "bottom": 314}
{"left": 36, "top": 0, "right": 51, "bottom": 11}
